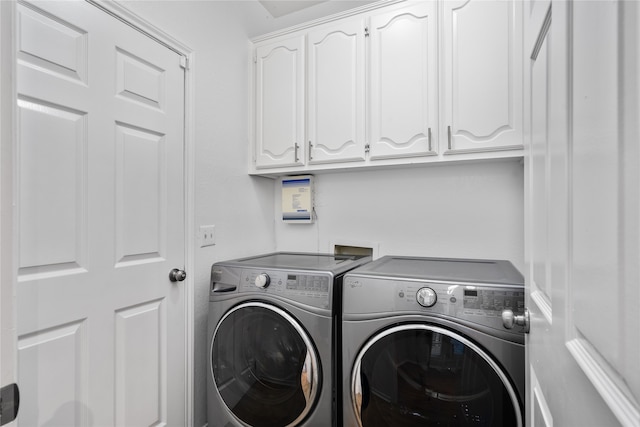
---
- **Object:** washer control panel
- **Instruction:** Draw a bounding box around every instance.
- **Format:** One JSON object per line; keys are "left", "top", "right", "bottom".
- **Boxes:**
{"left": 239, "top": 268, "right": 331, "bottom": 308}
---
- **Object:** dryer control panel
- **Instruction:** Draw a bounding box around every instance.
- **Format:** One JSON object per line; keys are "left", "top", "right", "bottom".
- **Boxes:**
{"left": 343, "top": 277, "right": 525, "bottom": 333}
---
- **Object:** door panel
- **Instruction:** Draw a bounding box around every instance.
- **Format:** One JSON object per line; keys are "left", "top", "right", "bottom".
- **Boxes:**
{"left": 114, "top": 123, "right": 166, "bottom": 263}
{"left": 17, "top": 3, "right": 88, "bottom": 84}
{"left": 16, "top": 1, "right": 186, "bottom": 426}
{"left": 18, "top": 321, "right": 88, "bottom": 426}
{"left": 568, "top": 1, "right": 639, "bottom": 421}
{"left": 17, "top": 97, "right": 87, "bottom": 276}
{"left": 115, "top": 300, "right": 164, "bottom": 427}
{"left": 525, "top": 0, "right": 640, "bottom": 425}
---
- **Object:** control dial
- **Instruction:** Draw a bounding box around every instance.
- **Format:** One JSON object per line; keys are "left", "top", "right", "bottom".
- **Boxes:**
{"left": 416, "top": 287, "right": 437, "bottom": 307}
{"left": 255, "top": 273, "right": 271, "bottom": 289}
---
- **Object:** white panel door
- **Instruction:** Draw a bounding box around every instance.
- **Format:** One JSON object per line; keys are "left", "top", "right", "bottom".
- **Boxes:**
{"left": 525, "top": 1, "right": 640, "bottom": 426}
{"left": 0, "top": 1, "right": 18, "bottom": 425}
{"left": 368, "top": 2, "right": 438, "bottom": 160}
{"left": 442, "top": 0, "right": 523, "bottom": 154}
{"left": 16, "top": 1, "right": 186, "bottom": 426}
{"left": 525, "top": 1, "right": 563, "bottom": 425}
{"left": 307, "top": 18, "right": 366, "bottom": 165}
{"left": 254, "top": 35, "right": 305, "bottom": 169}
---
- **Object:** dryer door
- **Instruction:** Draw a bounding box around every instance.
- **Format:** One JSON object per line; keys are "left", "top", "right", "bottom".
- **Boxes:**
{"left": 211, "top": 301, "right": 319, "bottom": 426}
{"left": 351, "top": 324, "right": 522, "bottom": 427}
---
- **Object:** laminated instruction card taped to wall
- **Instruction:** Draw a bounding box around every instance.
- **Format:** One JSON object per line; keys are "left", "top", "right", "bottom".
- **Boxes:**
{"left": 282, "top": 176, "right": 314, "bottom": 223}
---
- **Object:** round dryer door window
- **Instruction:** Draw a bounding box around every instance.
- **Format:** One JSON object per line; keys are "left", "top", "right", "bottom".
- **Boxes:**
{"left": 211, "top": 302, "right": 319, "bottom": 426}
{"left": 352, "top": 324, "right": 522, "bottom": 427}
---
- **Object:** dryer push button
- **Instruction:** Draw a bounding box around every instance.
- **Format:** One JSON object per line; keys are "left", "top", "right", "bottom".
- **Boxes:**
{"left": 416, "top": 287, "right": 437, "bottom": 307}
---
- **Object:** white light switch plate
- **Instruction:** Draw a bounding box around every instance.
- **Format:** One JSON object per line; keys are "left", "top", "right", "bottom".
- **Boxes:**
{"left": 199, "top": 225, "right": 215, "bottom": 247}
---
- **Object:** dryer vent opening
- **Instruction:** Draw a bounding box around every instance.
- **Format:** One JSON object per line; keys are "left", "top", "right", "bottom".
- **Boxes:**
{"left": 334, "top": 245, "right": 373, "bottom": 258}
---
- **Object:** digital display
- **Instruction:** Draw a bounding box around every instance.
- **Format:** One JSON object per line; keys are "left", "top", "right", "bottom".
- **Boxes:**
{"left": 464, "top": 290, "right": 478, "bottom": 297}
{"left": 285, "top": 274, "right": 329, "bottom": 293}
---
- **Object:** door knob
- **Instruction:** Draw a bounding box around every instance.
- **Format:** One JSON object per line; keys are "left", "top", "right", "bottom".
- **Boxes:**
{"left": 502, "top": 308, "right": 530, "bottom": 333}
{"left": 169, "top": 268, "right": 187, "bottom": 282}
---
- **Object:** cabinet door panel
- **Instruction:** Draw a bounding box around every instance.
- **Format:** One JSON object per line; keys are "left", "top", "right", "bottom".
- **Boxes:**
{"left": 255, "top": 36, "right": 305, "bottom": 169}
{"left": 369, "top": 2, "right": 438, "bottom": 160}
{"left": 442, "top": 0, "right": 523, "bottom": 153}
{"left": 308, "top": 19, "right": 366, "bottom": 164}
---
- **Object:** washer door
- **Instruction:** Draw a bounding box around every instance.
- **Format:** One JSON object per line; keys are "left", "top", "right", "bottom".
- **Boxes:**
{"left": 211, "top": 302, "right": 319, "bottom": 426}
{"left": 351, "top": 324, "right": 522, "bottom": 427}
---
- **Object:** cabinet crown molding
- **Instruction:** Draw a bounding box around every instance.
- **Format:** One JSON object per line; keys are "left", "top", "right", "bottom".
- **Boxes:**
{"left": 251, "top": 0, "right": 404, "bottom": 43}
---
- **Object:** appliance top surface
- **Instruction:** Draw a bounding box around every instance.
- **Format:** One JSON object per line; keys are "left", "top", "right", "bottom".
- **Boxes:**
{"left": 215, "top": 252, "right": 370, "bottom": 274}
{"left": 349, "top": 256, "right": 524, "bottom": 286}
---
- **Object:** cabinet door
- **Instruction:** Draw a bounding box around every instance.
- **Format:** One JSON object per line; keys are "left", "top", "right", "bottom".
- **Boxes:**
{"left": 369, "top": 2, "right": 438, "bottom": 160}
{"left": 441, "top": 0, "right": 523, "bottom": 153}
{"left": 254, "top": 35, "right": 305, "bottom": 169}
{"left": 308, "top": 19, "right": 366, "bottom": 164}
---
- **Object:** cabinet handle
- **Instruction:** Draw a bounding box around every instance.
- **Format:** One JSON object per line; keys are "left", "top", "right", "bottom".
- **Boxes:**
{"left": 447, "top": 126, "right": 452, "bottom": 150}
{"left": 308, "top": 141, "right": 313, "bottom": 161}
{"left": 428, "top": 128, "right": 432, "bottom": 152}
{"left": 294, "top": 143, "right": 299, "bottom": 162}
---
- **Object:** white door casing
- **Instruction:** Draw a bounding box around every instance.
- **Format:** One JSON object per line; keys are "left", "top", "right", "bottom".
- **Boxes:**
{"left": 525, "top": 0, "right": 640, "bottom": 426}
{"left": 15, "top": 1, "right": 190, "bottom": 426}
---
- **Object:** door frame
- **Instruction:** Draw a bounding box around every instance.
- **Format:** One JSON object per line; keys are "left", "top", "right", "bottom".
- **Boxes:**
{"left": 1, "top": 3, "right": 18, "bottom": 425}
{"left": 0, "top": 1, "right": 196, "bottom": 425}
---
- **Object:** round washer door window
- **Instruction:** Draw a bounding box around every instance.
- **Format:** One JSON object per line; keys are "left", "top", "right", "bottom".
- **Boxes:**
{"left": 352, "top": 324, "right": 522, "bottom": 427}
{"left": 211, "top": 302, "right": 319, "bottom": 426}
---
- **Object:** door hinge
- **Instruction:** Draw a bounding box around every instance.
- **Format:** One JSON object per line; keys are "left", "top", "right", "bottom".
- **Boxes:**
{"left": 365, "top": 27, "right": 370, "bottom": 37}
{"left": 180, "top": 56, "right": 189, "bottom": 70}
{"left": 365, "top": 143, "right": 370, "bottom": 153}
{"left": 0, "top": 383, "right": 20, "bottom": 426}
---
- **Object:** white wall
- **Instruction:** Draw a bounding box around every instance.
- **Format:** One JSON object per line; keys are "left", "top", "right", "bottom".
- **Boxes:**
{"left": 275, "top": 160, "right": 525, "bottom": 272}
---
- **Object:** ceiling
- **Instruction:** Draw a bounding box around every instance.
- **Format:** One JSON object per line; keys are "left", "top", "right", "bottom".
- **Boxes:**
{"left": 258, "top": 0, "right": 329, "bottom": 17}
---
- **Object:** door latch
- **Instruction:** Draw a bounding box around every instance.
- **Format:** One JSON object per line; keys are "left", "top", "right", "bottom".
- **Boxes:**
{"left": 0, "top": 383, "right": 20, "bottom": 426}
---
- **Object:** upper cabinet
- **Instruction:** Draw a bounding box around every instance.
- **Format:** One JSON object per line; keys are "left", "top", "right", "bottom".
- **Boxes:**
{"left": 254, "top": 35, "right": 305, "bottom": 169}
{"left": 250, "top": 0, "right": 524, "bottom": 176}
{"left": 307, "top": 18, "right": 367, "bottom": 165}
{"left": 369, "top": 2, "right": 438, "bottom": 160}
{"left": 441, "top": 0, "right": 523, "bottom": 154}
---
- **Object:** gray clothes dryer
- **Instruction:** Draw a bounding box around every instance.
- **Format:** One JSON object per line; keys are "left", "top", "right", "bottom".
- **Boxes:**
{"left": 207, "top": 252, "right": 371, "bottom": 427}
{"left": 341, "top": 256, "right": 526, "bottom": 427}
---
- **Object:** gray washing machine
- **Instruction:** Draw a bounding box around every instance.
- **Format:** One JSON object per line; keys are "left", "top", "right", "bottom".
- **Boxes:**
{"left": 207, "top": 252, "right": 371, "bottom": 427}
{"left": 341, "top": 256, "right": 526, "bottom": 427}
